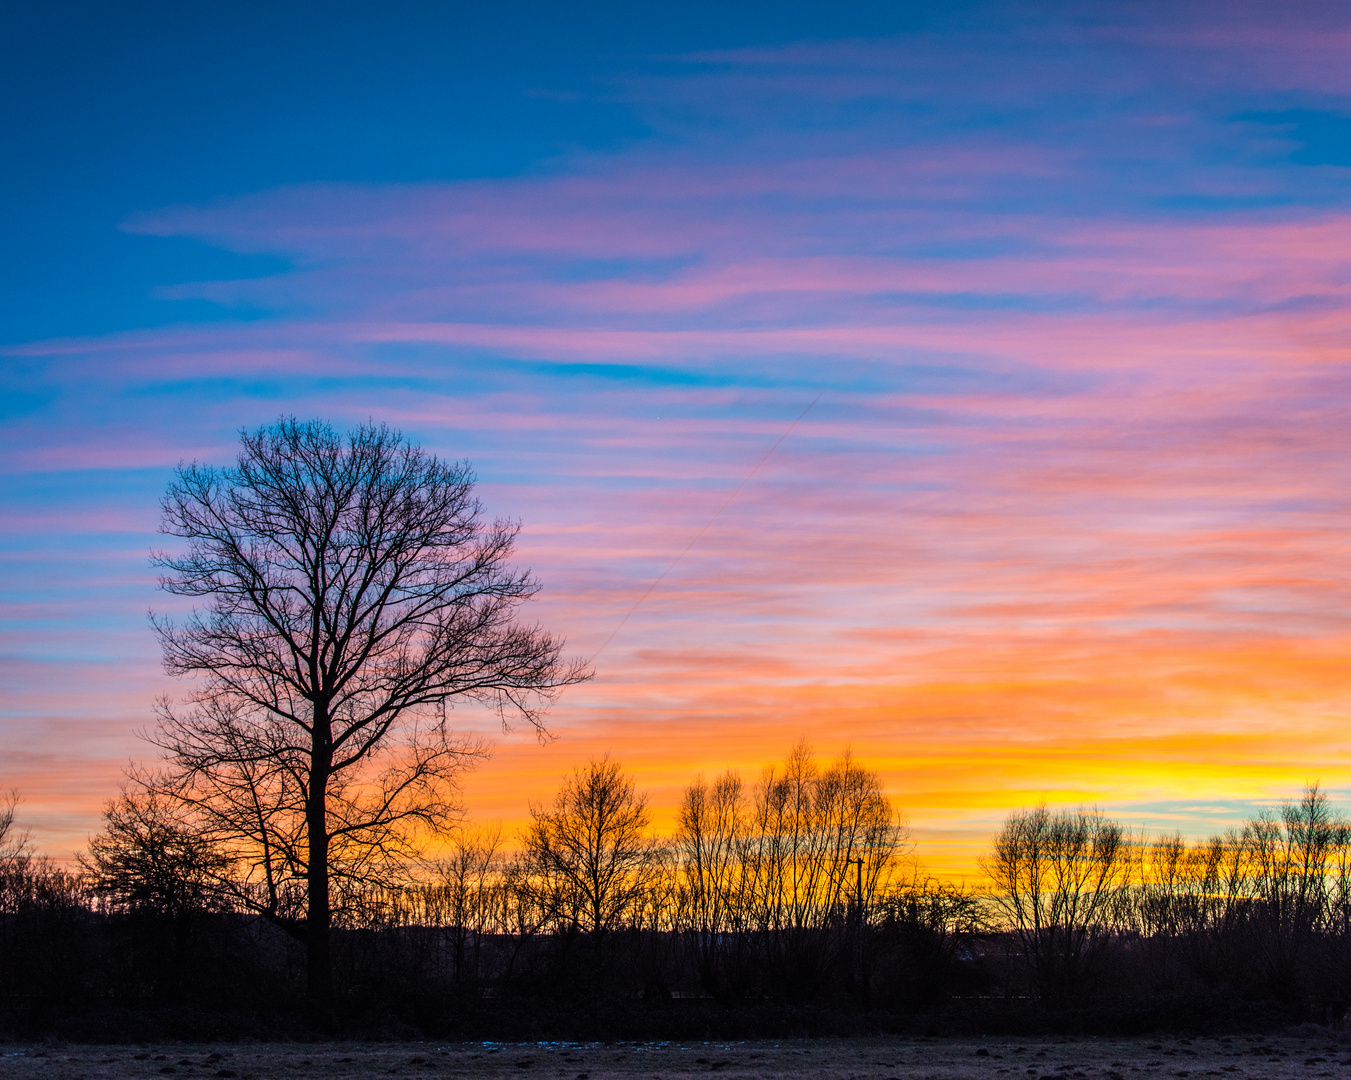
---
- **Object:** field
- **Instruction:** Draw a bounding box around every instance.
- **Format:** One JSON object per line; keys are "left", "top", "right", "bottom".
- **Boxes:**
{"left": 3, "top": 1034, "right": 1349, "bottom": 1080}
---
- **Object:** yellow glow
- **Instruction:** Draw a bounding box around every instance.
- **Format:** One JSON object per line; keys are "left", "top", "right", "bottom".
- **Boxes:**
{"left": 441, "top": 633, "right": 1351, "bottom": 881}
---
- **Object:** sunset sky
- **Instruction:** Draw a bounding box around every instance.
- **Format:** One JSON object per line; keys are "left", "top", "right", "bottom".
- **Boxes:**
{"left": 5, "top": 1, "right": 1351, "bottom": 877}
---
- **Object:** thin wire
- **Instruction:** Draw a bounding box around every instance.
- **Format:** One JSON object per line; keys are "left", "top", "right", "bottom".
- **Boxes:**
{"left": 585, "top": 391, "right": 824, "bottom": 668}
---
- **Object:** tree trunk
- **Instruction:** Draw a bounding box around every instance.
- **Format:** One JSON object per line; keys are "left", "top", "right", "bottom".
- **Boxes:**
{"left": 307, "top": 716, "right": 333, "bottom": 1014}
{"left": 306, "top": 825, "right": 332, "bottom": 1010}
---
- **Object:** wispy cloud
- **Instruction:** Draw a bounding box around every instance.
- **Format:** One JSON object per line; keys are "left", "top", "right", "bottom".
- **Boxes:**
{"left": 6, "top": 8, "right": 1351, "bottom": 869}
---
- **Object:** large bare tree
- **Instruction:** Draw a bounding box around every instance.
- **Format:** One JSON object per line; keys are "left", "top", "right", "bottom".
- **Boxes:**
{"left": 151, "top": 417, "right": 588, "bottom": 1008}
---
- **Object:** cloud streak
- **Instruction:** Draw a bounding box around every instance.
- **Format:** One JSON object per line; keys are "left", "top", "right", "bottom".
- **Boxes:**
{"left": 6, "top": 7, "right": 1351, "bottom": 870}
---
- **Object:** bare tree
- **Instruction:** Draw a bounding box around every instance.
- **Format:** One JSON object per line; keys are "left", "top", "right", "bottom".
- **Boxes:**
{"left": 745, "top": 744, "right": 904, "bottom": 935}
{"left": 0, "top": 791, "right": 24, "bottom": 867}
{"left": 82, "top": 785, "right": 233, "bottom": 918}
{"left": 981, "top": 805, "right": 1134, "bottom": 1002}
{"left": 421, "top": 826, "right": 503, "bottom": 985}
{"left": 523, "top": 757, "right": 657, "bottom": 937}
{"left": 0, "top": 790, "right": 31, "bottom": 915}
{"left": 740, "top": 743, "right": 907, "bottom": 997}
{"left": 1241, "top": 784, "right": 1345, "bottom": 994}
{"left": 497, "top": 850, "right": 562, "bottom": 981}
{"left": 150, "top": 417, "right": 588, "bottom": 1007}
{"left": 675, "top": 770, "right": 749, "bottom": 991}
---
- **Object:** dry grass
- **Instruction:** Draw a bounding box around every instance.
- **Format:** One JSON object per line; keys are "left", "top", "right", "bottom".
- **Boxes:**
{"left": 3, "top": 1034, "right": 1350, "bottom": 1080}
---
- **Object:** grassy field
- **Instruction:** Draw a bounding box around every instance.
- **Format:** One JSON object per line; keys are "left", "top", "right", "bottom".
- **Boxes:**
{"left": 3, "top": 1033, "right": 1350, "bottom": 1080}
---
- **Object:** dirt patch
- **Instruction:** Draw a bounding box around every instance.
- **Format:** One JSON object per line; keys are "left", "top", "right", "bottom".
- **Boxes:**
{"left": 2, "top": 1035, "right": 1347, "bottom": 1080}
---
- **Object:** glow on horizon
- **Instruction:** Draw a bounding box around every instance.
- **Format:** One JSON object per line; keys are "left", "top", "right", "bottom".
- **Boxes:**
{"left": 4, "top": 5, "right": 1351, "bottom": 878}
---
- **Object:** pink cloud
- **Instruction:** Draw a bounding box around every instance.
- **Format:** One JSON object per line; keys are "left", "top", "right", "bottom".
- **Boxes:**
{"left": 11, "top": 13, "right": 1351, "bottom": 865}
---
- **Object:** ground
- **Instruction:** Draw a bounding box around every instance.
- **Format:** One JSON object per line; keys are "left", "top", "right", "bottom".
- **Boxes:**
{"left": 3, "top": 1034, "right": 1349, "bottom": 1080}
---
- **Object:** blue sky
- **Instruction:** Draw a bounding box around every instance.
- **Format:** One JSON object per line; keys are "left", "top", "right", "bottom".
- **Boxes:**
{"left": 1, "top": 0, "right": 956, "bottom": 343}
{"left": 6, "top": 1, "right": 1351, "bottom": 872}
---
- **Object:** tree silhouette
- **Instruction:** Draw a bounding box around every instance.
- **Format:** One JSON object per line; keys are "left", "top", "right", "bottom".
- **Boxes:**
{"left": 151, "top": 417, "right": 588, "bottom": 1009}
{"left": 83, "top": 786, "right": 231, "bottom": 918}
{"left": 523, "top": 757, "right": 657, "bottom": 937}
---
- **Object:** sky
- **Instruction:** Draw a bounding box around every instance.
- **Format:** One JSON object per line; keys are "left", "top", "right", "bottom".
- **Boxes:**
{"left": 5, "top": 0, "right": 1351, "bottom": 877}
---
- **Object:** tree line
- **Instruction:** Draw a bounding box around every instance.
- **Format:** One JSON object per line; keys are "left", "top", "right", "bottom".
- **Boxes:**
{"left": 6, "top": 766, "right": 1351, "bottom": 1037}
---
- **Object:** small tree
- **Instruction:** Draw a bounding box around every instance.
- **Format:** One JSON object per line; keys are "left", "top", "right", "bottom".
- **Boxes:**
{"left": 1242, "top": 784, "right": 1345, "bottom": 996}
{"left": 676, "top": 770, "right": 749, "bottom": 992}
{"left": 83, "top": 785, "right": 232, "bottom": 919}
{"left": 0, "top": 793, "right": 88, "bottom": 1006}
{"left": 876, "top": 876, "right": 983, "bottom": 1008}
{"left": 0, "top": 790, "right": 31, "bottom": 914}
{"left": 743, "top": 743, "right": 906, "bottom": 997}
{"left": 981, "top": 805, "right": 1133, "bottom": 1002}
{"left": 150, "top": 417, "right": 588, "bottom": 1008}
{"left": 523, "top": 757, "right": 656, "bottom": 937}
{"left": 424, "top": 826, "right": 502, "bottom": 986}
{"left": 0, "top": 792, "right": 24, "bottom": 862}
